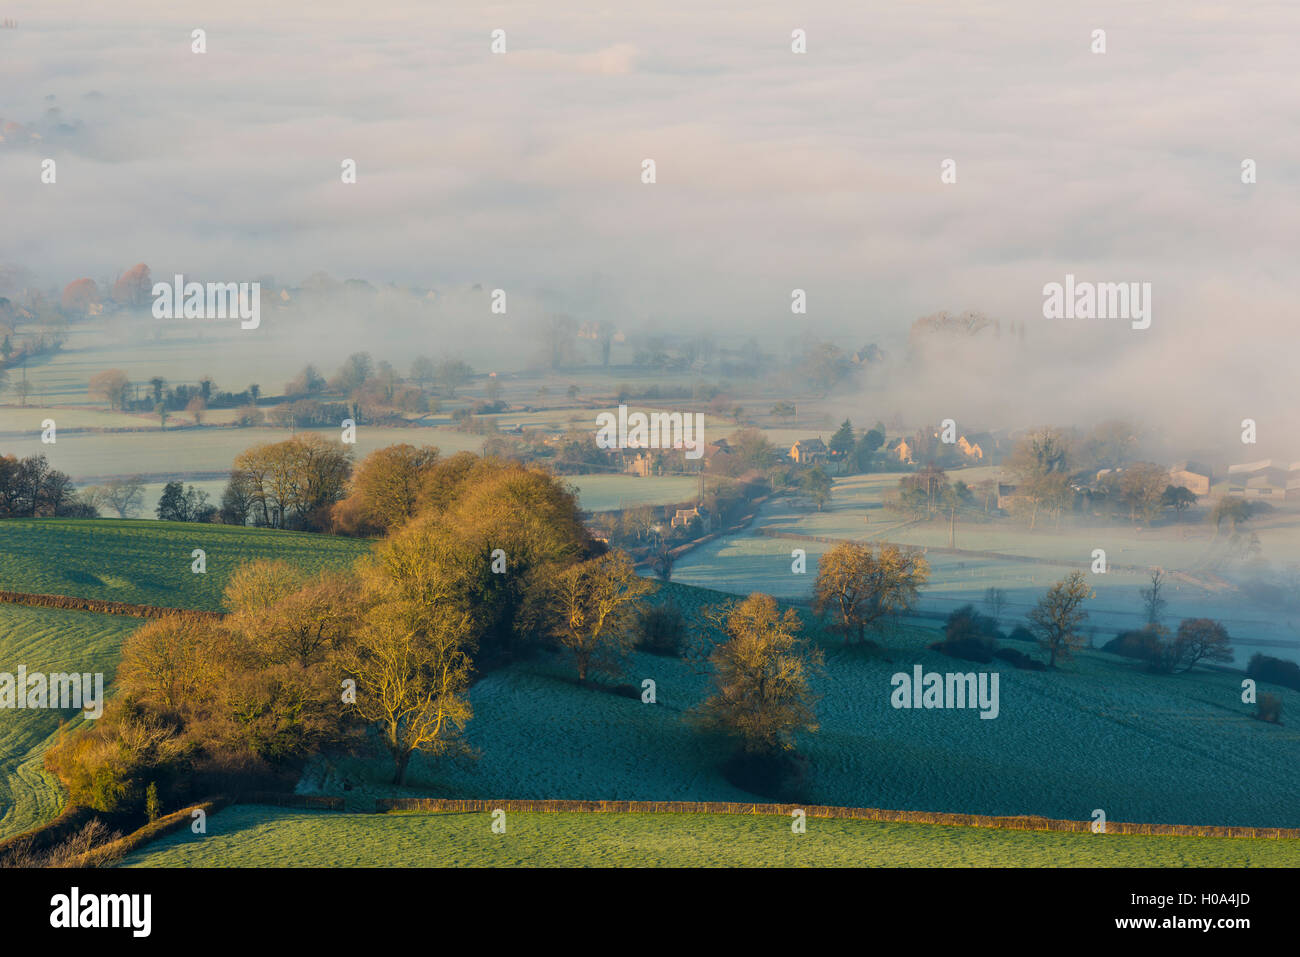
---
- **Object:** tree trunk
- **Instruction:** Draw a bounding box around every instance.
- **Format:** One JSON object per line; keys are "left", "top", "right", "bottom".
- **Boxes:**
{"left": 392, "top": 748, "right": 411, "bottom": 785}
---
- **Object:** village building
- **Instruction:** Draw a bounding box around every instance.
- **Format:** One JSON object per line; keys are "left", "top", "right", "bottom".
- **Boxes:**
{"left": 670, "top": 505, "right": 711, "bottom": 531}
{"left": 1227, "top": 460, "right": 1292, "bottom": 499}
{"left": 886, "top": 436, "right": 914, "bottom": 465}
{"left": 789, "top": 437, "right": 828, "bottom": 465}
{"left": 1168, "top": 461, "right": 1212, "bottom": 497}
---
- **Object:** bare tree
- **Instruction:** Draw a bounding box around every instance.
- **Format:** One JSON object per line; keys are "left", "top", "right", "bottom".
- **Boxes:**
{"left": 550, "top": 550, "right": 652, "bottom": 682}
{"left": 1027, "top": 571, "right": 1094, "bottom": 667}
{"left": 99, "top": 476, "right": 145, "bottom": 518}
{"left": 1139, "top": 568, "right": 1167, "bottom": 627}
{"left": 983, "top": 586, "right": 1007, "bottom": 623}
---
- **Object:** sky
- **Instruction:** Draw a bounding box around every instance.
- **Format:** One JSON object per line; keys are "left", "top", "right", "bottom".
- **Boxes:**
{"left": 1, "top": 1, "right": 1297, "bottom": 447}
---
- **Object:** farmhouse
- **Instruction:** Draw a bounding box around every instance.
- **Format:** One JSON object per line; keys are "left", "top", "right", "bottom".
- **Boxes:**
{"left": 623, "top": 450, "right": 655, "bottom": 477}
{"left": 1168, "top": 461, "right": 1212, "bottom": 497}
{"left": 789, "top": 437, "right": 828, "bottom": 465}
{"left": 956, "top": 433, "right": 987, "bottom": 461}
{"left": 702, "top": 438, "right": 731, "bottom": 469}
{"left": 886, "top": 437, "right": 914, "bottom": 465}
{"left": 670, "top": 505, "right": 711, "bottom": 531}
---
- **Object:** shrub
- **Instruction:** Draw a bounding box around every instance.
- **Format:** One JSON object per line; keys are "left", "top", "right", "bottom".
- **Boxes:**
{"left": 931, "top": 605, "right": 1000, "bottom": 663}
{"left": 1103, "top": 627, "right": 1165, "bottom": 661}
{"left": 1006, "top": 625, "right": 1036, "bottom": 644}
{"left": 637, "top": 602, "right": 686, "bottom": 657}
{"left": 1247, "top": 654, "right": 1300, "bottom": 693}
{"left": 993, "top": 647, "right": 1046, "bottom": 671}
{"left": 1256, "top": 693, "right": 1283, "bottom": 724}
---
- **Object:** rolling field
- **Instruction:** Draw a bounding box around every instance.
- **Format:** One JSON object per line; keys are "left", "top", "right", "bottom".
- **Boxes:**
{"left": 305, "top": 579, "right": 1300, "bottom": 831}
{"left": 0, "top": 605, "right": 139, "bottom": 840}
{"left": 0, "top": 519, "right": 370, "bottom": 611}
{"left": 4, "top": 520, "right": 1297, "bottom": 867}
{"left": 672, "top": 475, "right": 1300, "bottom": 667}
{"left": 121, "top": 805, "right": 1300, "bottom": 867}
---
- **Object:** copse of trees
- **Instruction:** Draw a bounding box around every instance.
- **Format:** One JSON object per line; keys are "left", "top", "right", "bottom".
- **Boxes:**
{"left": 46, "top": 452, "right": 623, "bottom": 809}
{"left": 156, "top": 481, "right": 216, "bottom": 523}
{"left": 228, "top": 434, "right": 353, "bottom": 531}
{"left": 0, "top": 454, "right": 94, "bottom": 518}
{"left": 331, "top": 444, "right": 440, "bottom": 535}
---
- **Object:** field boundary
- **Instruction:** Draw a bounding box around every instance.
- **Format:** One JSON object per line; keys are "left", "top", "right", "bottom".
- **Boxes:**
{"left": 373, "top": 797, "right": 1300, "bottom": 840}
{"left": 755, "top": 527, "right": 1158, "bottom": 573}
{"left": 0, "top": 590, "right": 225, "bottom": 621}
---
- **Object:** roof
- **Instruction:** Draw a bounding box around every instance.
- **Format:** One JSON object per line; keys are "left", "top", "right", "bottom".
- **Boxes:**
{"left": 792, "top": 438, "right": 827, "bottom": 451}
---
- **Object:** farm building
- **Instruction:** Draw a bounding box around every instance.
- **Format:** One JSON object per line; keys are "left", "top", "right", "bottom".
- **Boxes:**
{"left": 957, "top": 433, "right": 990, "bottom": 461}
{"left": 1227, "top": 460, "right": 1298, "bottom": 500}
{"left": 1168, "top": 461, "right": 1212, "bottom": 496}
{"left": 789, "top": 437, "right": 828, "bottom": 465}
{"left": 670, "top": 505, "right": 711, "bottom": 531}
{"left": 886, "top": 437, "right": 914, "bottom": 465}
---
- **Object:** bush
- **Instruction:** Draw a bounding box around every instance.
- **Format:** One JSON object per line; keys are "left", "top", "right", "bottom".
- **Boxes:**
{"left": 637, "top": 602, "right": 686, "bottom": 657}
{"left": 931, "top": 605, "right": 1000, "bottom": 663}
{"left": 1247, "top": 654, "right": 1300, "bottom": 693}
{"left": 1256, "top": 693, "right": 1283, "bottom": 724}
{"left": 1006, "top": 625, "right": 1036, "bottom": 644}
{"left": 1103, "top": 627, "right": 1165, "bottom": 661}
{"left": 993, "top": 647, "right": 1047, "bottom": 671}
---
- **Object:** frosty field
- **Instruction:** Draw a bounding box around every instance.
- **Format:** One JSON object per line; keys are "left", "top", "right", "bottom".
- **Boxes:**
{"left": 0, "top": 519, "right": 370, "bottom": 611}
{"left": 306, "top": 581, "right": 1300, "bottom": 831}
{"left": 0, "top": 605, "right": 138, "bottom": 840}
{"left": 120, "top": 805, "right": 1300, "bottom": 868}
{"left": 672, "top": 475, "right": 1300, "bottom": 667}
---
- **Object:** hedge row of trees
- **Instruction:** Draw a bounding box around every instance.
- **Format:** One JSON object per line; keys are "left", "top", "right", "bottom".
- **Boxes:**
{"left": 0, "top": 454, "right": 94, "bottom": 518}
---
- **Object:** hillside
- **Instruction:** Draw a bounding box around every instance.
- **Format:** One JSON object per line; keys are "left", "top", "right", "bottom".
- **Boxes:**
{"left": 0, "top": 605, "right": 139, "bottom": 839}
{"left": 122, "top": 805, "right": 1300, "bottom": 868}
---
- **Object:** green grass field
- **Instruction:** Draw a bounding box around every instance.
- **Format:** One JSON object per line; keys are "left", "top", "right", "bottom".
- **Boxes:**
{"left": 121, "top": 805, "right": 1300, "bottom": 867}
{"left": 4, "top": 519, "right": 1298, "bottom": 867}
{"left": 305, "top": 579, "right": 1300, "bottom": 830}
{"left": 0, "top": 605, "right": 139, "bottom": 840}
{"left": 0, "top": 518, "right": 371, "bottom": 611}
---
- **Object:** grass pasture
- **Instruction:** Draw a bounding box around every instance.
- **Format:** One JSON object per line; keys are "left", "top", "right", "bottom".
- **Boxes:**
{"left": 305, "top": 580, "right": 1300, "bottom": 831}
{"left": 0, "top": 605, "right": 139, "bottom": 840}
{"left": 0, "top": 519, "right": 370, "bottom": 611}
{"left": 121, "top": 804, "right": 1300, "bottom": 867}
